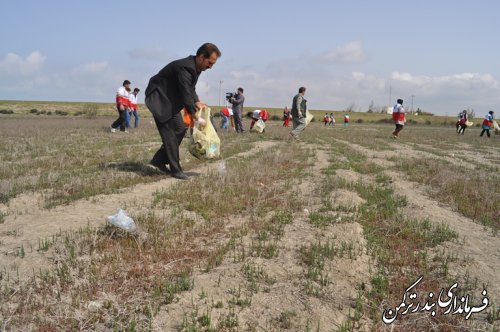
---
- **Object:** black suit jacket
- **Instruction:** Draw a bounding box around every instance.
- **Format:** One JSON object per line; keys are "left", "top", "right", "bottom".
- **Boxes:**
{"left": 145, "top": 55, "right": 200, "bottom": 123}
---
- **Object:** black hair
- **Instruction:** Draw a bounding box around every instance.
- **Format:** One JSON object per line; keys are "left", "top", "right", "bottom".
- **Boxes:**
{"left": 196, "top": 43, "right": 221, "bottom": 58}
{"left": 299, "top": 87, "right": 306, "bottom": 93}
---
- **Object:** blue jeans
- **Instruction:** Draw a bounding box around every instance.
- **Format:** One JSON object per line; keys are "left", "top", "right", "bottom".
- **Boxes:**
{"left": 220, "top": 115, "right": 228, "bottom": 129}
{"left": 131, "top": 110, "right": 139, "bottom": 128}
{"left": 125, "top": 111, "right": 131, "bottom": 128}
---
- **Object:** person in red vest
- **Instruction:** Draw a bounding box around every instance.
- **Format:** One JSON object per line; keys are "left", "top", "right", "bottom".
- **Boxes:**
{"left": 260, "top": 109, "right": 269, "bottom": 122}
{"left": 111, "top": 80, "right": 131, "bottom": 133}
{"left": 220, "top": 107, "right": 230, "bottom": 129}
{"left": 323, "top": 113, "right": 329, "bottom": 125}
{"left": 457, "top": 110, "right": 468, "bottom": 135}
{"left": 391, "top": 99, "right": 406, "bottom": 138}
{"left": 250, "top": 109, "right": 269, "bottom": 131}
{"left": 480, "top": 110, "right": 494, "bottom": 138}
{"left": 283, "top": 106, "right": 291, "bottom": 127}
{"left": 343, "top": 113, "right": 350, "bottom": 126}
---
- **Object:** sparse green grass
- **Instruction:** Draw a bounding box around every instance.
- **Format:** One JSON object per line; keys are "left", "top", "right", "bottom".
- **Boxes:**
{"left": 0, "top": 117, "right": 164, "bottom": 206}
{"left": 0, "top": 116, "right": 275, "bottom": 208}
{"left": 393, "top": 157, "right": 500, "bottom": 232}
{"left": 324, "top": 153, "right": 474, "bottom": 330}
{"left": 152, "top": 148, "right": 305, "bottom": 221}
{"left": 313, "top": 130, "right": 491, "bottom": 330}
{"left": 300, "top": 238, "right": 361, "bottom": 297}
{"left": 182, "top": 306, "right": 217, "bottom": 332}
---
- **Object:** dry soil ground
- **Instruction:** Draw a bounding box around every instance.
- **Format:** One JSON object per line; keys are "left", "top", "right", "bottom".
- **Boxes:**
{"left": 0, "top": 117, "right": 498, "bottom": 331}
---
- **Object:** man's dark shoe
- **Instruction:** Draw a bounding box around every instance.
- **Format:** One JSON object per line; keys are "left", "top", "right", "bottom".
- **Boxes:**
{"left": 171, "top": 171, "right": 189, "bottom": 180}
{"left": 149, "top": 160, "right": 169, "bottom": 174}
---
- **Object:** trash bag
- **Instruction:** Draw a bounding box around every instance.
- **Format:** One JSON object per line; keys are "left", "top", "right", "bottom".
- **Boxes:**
{"left": 106, "top": 209, "right": 137, "bottom": 232}
{"left": 188, "top": 107, "right": 221, "bottom": 159}
{"left": 494, "top": 121, "right": 500, "bottom": 135}
{"left": 251, "top": 119, "right": 266, "bottom": 133}
{"left": 305, "top": 110, "right": 314, "bottom": 126}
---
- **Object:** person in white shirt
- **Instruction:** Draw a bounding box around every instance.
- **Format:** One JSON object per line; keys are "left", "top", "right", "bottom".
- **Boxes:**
{"left": 111, "top": 80, "right": 131, "bottom": 132}
{"left": 250, "top": 109, "right": 269, "bottom": 131}
{"left": 392, "top": 99, "right": 406, "bottom": 138}
{"left": 129, "top": 88, "right": 140, "bottom": 128}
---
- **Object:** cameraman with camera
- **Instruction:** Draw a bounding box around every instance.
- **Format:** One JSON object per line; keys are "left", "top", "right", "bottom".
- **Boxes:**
{"left": 227, "top": 87, "right": 245, "bottom": 133}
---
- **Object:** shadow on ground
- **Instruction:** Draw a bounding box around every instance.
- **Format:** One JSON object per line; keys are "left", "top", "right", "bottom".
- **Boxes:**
{"left": 103, "top": 161, "right": 161, "bottom": 176}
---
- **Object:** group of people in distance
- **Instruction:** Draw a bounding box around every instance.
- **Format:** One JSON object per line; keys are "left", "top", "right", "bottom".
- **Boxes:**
{"left": 393, "top": 99, "right": 496, "bottom": 139}
{"left": 458, "top": 109, "right": 496, "bottom": 138}
{"left": 221, "top": 105, "right": 287, "bottom": 131}
{"left": 110, "top": 80, "right": 140, "bottom": 133}
{"left": 323, "top": 113, "right": 336, "bottom": 126}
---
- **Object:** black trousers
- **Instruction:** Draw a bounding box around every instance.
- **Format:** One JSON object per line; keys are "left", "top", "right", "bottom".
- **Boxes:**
{"left": 111, "top": 109, "right": 127, "bottom": 131}
{"left": 393, "top": 124, "right": 404, "bottom": 136}
{"left": 458, "top": 124, "right": 467, "bottom": 134}
{"left": 480, "top": 128, "right": 491, "bottom": 137}
{"left": 151, "top": 112, "right": 187, "bottom": 173}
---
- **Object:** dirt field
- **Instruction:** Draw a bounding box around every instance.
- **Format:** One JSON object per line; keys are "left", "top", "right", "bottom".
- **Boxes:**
{"left": 0, "top": 114, "right": 498, "bottom": 331}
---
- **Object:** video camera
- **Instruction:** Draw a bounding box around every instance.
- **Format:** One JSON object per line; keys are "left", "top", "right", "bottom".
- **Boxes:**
{"left": 225, "top": 92, "right": 236, "bottom": 101}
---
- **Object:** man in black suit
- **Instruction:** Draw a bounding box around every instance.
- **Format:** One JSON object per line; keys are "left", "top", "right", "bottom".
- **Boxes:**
{"left": 145, "top": 43, "right": 221, "bottom": 180}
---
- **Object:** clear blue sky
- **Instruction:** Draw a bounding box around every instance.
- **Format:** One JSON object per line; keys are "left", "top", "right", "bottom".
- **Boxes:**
{"left": 1, "top": 0, "right": 499, "bottom": 115}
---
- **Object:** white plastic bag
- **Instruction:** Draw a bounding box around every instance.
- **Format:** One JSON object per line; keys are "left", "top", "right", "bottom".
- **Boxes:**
{"left": 251, "top": 119, "right": 266, "bottom": 133}
{"left": 305, "top": 110, "right": 314, "bottom": 126}
{"left": 106, "top": 209, "right": 136, "bottom": 232}
{"left": 494, "top": 120, "right": 500, "bottom": 131}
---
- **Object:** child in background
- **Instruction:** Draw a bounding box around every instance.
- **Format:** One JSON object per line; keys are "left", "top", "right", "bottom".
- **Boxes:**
{"left": 480, "top": 110, "right": 495, "bottom": 138}
{"left": 329, "top": 113, "right": 335, "bottom": 126}
{"left": 457, "top": 110, "right": 468, "bottom": 135}
{"left": 392, "top": 99, "right": 406, "bottom": 138}
{"left": 283, "top": 106, "right": 291, "bottom": 127}
{"left": 220, "top": 107, "right": 230, "bottom": 129}
{"left": 324, "top": 113, "right": 329, "bottom": 125}
{"left": 343, "top": 114, "right": 350, "bottom": 126}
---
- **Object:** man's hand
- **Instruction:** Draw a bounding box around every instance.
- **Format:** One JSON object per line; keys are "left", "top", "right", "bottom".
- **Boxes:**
{"left": 195, "top": 101, "right": 207, "bottom": 111}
